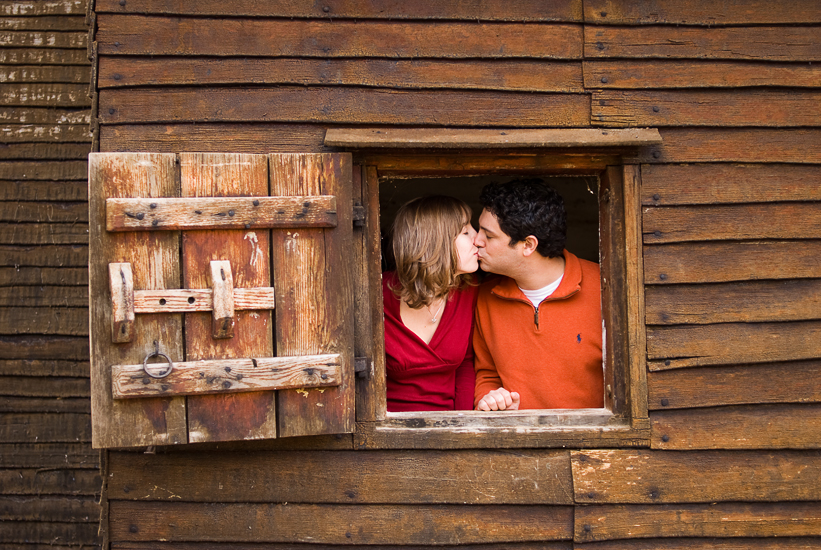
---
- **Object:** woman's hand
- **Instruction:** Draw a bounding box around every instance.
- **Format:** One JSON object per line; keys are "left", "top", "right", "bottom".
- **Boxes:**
{"left": 476, "top": 388, "right": 520, "bottom": 411}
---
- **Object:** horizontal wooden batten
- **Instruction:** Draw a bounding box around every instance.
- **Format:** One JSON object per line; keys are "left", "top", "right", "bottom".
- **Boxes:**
{"left": 94, "top": 0, "right": 583, "bottom": 20}
{"left": 106, "top": 195, "right": 337, "bottom": 231}
{"left": 0, "top": 15, "right": 88, "bottom": 31}
{"left": 97, "top": 87, "right": 591, "bottom": 127}
{"left": 585, "top": 60, "right": 821, "bottom": 89}
{"left": 0, "top": 107, "right": 90, "bottom": 125}
{"left": 326, "top": 128, "right": 661, "bottom": 149}
{"left": 0, "top": 2, "right": 87, "bottom": 17}
{"left": 648, "top": 360, "right": 821, "bottom": 407}
{"left": 652, "top": 404, "right": 821, "bottom": 450}
{"left": 644, "top": 241, "right": 821, "bottom": 284}
{"left": 584, "top": 0, "right": 821, "bottom": 25}
{"left": 132, "top": 288, "right": 274, "bottom": 314}
{"left": 0, "top": 124, "right": 91, "bottom": 142}
{"left": 110, "top": 501, "right": 573, "bottom": 544}
{"left": 646, "top": 320, "right": 821, "bottom": 368}
{"left": 96, "top": 16, "right": 582, "bottom": 58}
{"left": 0, "top": 48, "right": 91, "bottom": 65}
{"left": 98, "top": 57, "right": 584, "bottom": 93}
{"left": 576, "top": 502, "right": 821, "bottom": 543}
{"left": 585, "top": 26, "right": 821, "bottom": 61}
{"left": 643, "top": 203, "right": 821, "bottom": 243}
{"left": 1, "top": 83, "right": 90, "bottom": 107}
{"left": 111, "top": 354, "right": 341, "bottom": 399}
{"left": 0, "top": 30, "right": 87, "bottom": 49}
{"left": 0, "top": 64, "right": 90, "bottom": 84}
{"left": 571, "top": 449, "right": 821, "bottom": 503}
{"left": 593, "top": 90, "right": 821, "bottom": 127}
{"left": 0, "top": 443, "right": 96, "bottom": 468}
{"left": 641, "top": 164, "right": 821, "bottom": 206}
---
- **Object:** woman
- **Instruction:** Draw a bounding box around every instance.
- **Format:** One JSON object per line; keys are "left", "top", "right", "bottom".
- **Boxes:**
{"left": 383, "top": 196, "right": 479, "bottom": 412}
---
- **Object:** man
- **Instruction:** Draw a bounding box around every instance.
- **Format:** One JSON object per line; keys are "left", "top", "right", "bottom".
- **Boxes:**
{"left": 472, "top": 179, "right": 604, "bottom": 411}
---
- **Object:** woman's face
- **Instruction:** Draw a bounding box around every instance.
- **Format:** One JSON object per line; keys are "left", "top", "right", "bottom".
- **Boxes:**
{"left": 454, "top": 223, "right": 479, "bottom": 275}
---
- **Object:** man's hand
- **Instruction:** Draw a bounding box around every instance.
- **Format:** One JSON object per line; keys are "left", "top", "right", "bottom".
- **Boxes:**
{"left": 476, "top": 388, "right": 520, "bottom": 411}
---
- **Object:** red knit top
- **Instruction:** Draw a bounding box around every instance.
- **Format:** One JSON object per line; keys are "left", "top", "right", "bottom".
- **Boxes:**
{"left": 383, "top": 272, "right": 477, "bottom": 412}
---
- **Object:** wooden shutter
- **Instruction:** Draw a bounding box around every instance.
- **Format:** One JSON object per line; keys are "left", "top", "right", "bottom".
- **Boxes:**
{"left": 89, "top": 152, "right": 355, "bottom": 448}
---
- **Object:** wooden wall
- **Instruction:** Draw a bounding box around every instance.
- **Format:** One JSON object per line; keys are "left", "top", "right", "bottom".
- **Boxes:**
{"left": 44, "top": 0, "right": 821, "bottom": 547}
{"left": 0, "top": 0, "right": 100, "bottom": 548}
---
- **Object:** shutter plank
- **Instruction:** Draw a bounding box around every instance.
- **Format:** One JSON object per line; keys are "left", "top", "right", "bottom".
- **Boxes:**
{"left": 271, "top": 153, "right": 355, "bottom": 437}
{"left": 89, "top": 152, "right": 187, "bottom": 448}
{"left": 180, "top": 153, "right": 276, "bottom": 443}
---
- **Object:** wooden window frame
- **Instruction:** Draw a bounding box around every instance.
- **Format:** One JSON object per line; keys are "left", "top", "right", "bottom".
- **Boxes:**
{"left": 332, "top": 129, "right": 656, "bottom": 449}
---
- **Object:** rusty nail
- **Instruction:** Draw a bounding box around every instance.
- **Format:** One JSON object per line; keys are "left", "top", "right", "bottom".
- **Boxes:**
{"left": 303, "top": 201, "right": 311, "bottom": 207}
{"left": 596, "top": 42, "right": 604, "bottom": 50}
{"left": 150, "top": 203, "right": 157, "bottom": 209}
{"left": 654, "top": 230, "right": 661, "bottom": 237}
{"left": 253, "top": 199, "right": 260, "bottom": 206}
{"left": 228, "top": 210, "right": 235, "bottom": 216}
{"left": 135, "top": 212, "right": 144, "bottom": 220}
{"left": 653, "top": 106, "right": 660, "bottom": 113}
{"left": 653, "top": 194, "right": 660, "bottom": 201}
{"left": 321, "top": 373, "right": 328, "bottom": 380}
{"left": 323, "top": 6, "right": 330, "bottom": 12}
{"left": 245, "top": 223, "right": 251, "bottom": 229}
{"left": 650, "top": 490, "right": 660, "bottom": 499}
{"left": 152, "top": 219, "right": 158, "bottom": 226}
{"left": 665, "top": 360, "right": 671, "bottom": 366}
{"left": 659, "top": 273, "right": 667, "bottom": 280}
{"left": 194, "top": 210, "right": 202, "bottom": 215}
{"left": 119, "top": 0, "right": 126, "bottom": 5}
{"left": 652, "top": 151, "right": 661, "bottom": 159}
{"left": 225, "top": 367, "right": 231, "bottom": 373}
{"left": 583, "top": 524, "right": 592, "bottom": 533}
{"left": 661, "top": 398, "right": 669, "bottom": 406}
{"left": 129, "top": 525, "right": 138, "bottom": 533}
{"left": 222, "top": 381, "right": 231, "bottom": 389}
{"left": 588, "top": 492, "right": 595, "bottom": 499}
{"left": 251, "top": 358, "right": 258, "bottom": 367}
{"left": 661, "top": 434, "right": 670, "bottom": 442}
{"left": 113, "top": 74, "right": 122, "bottom": 81}
{"left": 142, "top": 378, "right": 150, "bottom": 385}
{"left": 600, "top": 76, "right": 608, "bottom": 83}
{"left": 114, "top": 41, "right": 120, "bottom": 47}
{"left": 109, "top": 108, "right": 115, "bottom": 115}
{"left": 600, "top": 11, "right": 607, "bottom": 16}
{"left": 220, "top": 268, "right": 226, "bottom": 281}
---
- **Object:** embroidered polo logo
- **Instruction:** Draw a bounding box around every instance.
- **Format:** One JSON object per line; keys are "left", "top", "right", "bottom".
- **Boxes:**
{"left": 577, "top": 334, "right": 582, "bottom": 343}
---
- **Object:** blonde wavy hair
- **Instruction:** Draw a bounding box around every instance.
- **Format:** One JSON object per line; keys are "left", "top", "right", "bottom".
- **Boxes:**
{"left": 390, "top": 195, "right": 473, "bottom": 309}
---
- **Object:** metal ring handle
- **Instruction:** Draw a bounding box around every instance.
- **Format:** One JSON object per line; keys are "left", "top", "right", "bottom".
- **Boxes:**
{"left": 142, "top": 351, "right": 174, "bottom": 379}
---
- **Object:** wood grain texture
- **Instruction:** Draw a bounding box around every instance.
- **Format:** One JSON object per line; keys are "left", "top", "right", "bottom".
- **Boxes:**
{"left": 593, "top": 90, "right": 821, "bottom": 127}
{"left": 585, "top": 26, "right": 821, "bottom": 61}
{"left": 0, "top": 335, "right": 88, "bottom": 360}
{"left": 0, "top": 30, "right": 86, "bottom": 49}
{"left": 109, "top": 501, "right": 573, "bottom": 544}
{"left": 0, "top": 467, "right": 99, "bottom": 495}
{"left": 576, "top": 502, "right": 821, "bottom": 543}
{"left": 643, "top": 203, "right": 821, "bottom": 243}
{"left": 0, "top": 443, "right": 95, "bottom": 468}
{"left": 0, "top": 521, "right": 99, "bottom": 545}
{"left": 641, "top": 164, "right": 821, "bottom": 206}
{"left": 573, "top": 538, "right": 821, "bottom": 549}
{"left": 98, "top": 87, "right": 591, "bottom": 127}
{"left": 0, "top": 412, "right": 90, "bottom": 443}
{"left": 0, "top": 124, "right": 91, "bottom": 142}
{"left": 0, "top": 15, "right": 87, "bottom": 31}
{"left": 646, "top": 280, "right": 821, "bottom": 325}
{"left": 0, "top": 47, "right": 90, "bottom": 64}
{"left": 572, "top": 449, "right": 821, "bottom": 503}
{"left": 649, "top": 360, "right": 821, "bottom": 407}
{"left": 0, "top": 266, "right": 87, "bottom": 286}
{"left": 1, "top": 83, "right": 89, "bottom": 106}
{"left": 0, "top": 1, "right": 87, "bottom": 17}
{"left": 0, "top": 495, "right": 98, "bottom": 521}
{"left": 180, "top": 153, "right": 276, "bottom": 443}
{"left": 0, "top": 359, "right": 88, "bottom": 377}
{"left": 107, "top": 449, "right": 572, "bottom": 504}
{"left": 111, "top": 544, "right": 572, "bottom": 550}
{"left": 0, "top": 180, "right": 88, "bottom": 201}
{"left": 0, "top": 396, "right": 90, "bottom": 414}
{"left": 647, "top": 321, "right": 821, "bottom": 367}
{"left": 88, "top": 152, "right": 187, "bottom": 449}
{"left": 98, "top": 57, "right": 584, "bottom": 92}
{"left": 133, "top": 288, "right": 274, "bottom": 313}
{"left": 0, "top": 159, "right": 87, "bottom": 180}
{"left": 0, "top": 244, "right": 86, "bottom": 266}
{"left": 0, "top": 143, "right": 91, "bottom": 161}
{"left": 270, "top": 153, "right": 355, "bottom": 438}
{"left": 0, "top": 222, "right": 88, "bottom": 244}
{"left": 652, "top": 404, "right": 821, "bottom": 450}
{"left": 585, "top": 60, "right": 821, "bottom": 89}
{"left": 644, "top": 241, "right": 821, "bottom": 284}
{"left": 94, "top": 0, "right": 583, "bottom": 20}
{"left": 0, "top": 107, "right": 90, "bottom": 124}
{"left": 0, "top": 201, "right": 86, "bottom": 222}
{"left": 0, "top": 306, "right": 87, "bottom": 335}
{"left": 96, "top": 16, "right": 582, "bottom": 58}
{"left": 0, "top": 376, "right": 88, "bottom": 397}
{"left": 584, "top": 0, "right": 821, "bottom": 24}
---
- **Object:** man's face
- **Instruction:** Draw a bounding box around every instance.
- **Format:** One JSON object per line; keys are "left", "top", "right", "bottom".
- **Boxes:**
{"left": 474, "top": 209, "right": 524, "bottom": 277}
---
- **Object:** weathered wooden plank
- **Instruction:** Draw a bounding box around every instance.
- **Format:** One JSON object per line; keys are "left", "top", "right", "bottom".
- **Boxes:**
{"left": 0, "top": 47, "right": 88, "bottom": 65}
{"left": 0, "top": 180, "right": 87, "bottom": 201}
{"left": 646, "top": 280, "right": 821, "bottom": 325}
{"left": 1, "top": 83, "right": 90, "bottom": 107}
{"left": 0, "top": 307, "right": 88, "bottom": 335}
{"left": 573, "top": 538, "right": 821, "bottom": 549}
{"left": 0, "top": 201, "right": 86, "bottom": 222}
{"left": 108, "top": 449, "right": 573, "bottom": 504}
{"left": 593, "top": 90, "right": 821, "bottom": 127}
{"left": 0, "top": 266, "right": 87, "bottom": 286}
{"left": 0, "top": 161, "right": 87, "bottom": 180}
{"left": 0, "top": 375, "right": 88, "bottom": 397}
{"left": 95, "top": 0, "right": 582, "bottom": 20}
{"left": 647, "top": 321, "right": 821, "bottom": 368}
{"left": 0, "top": 443, "right": 96, "bottom": 468}
{"left": 0, "top": 396, "right": 90, "bottom": 413}
{"left": 0, "top": 521, "right": 99, "bottom": 545}
{"left": 132, "top": 287, "right": 274, "bottom": 313}
{"left": 0, "top": 2, "right": 87, "bottom": 17}
{"left": 112, "top": 354, "right": 341, "bottom": 399}
{"left": 0, "top": 413, "right": 90, "bottom": 443}
{"left": 0, "top": 15, "right": 87, "bottom": 31}
{"left": 270, "top": 153, "right": 355, "bottom": 438}
{"left": 649, "top": 360, "right": 821, "bottom": 408}
{"left": 89, "top": 152, "right": 187, "bottom": 449}
{"left": 325, "top": 128, "right": 661, "bottom": 148}
{"left": 0, "top": 143, "right": 91, "bottom": 160}
{"left": 0, "top": 359, "right": 88, "bottom": 377}
{"left": 572, "top": 449, "right": 821, "bottom": 503}
{"left": 98, "top": 57, "right": 584, "bottom": 92}
{"left": 0, "top": 495, "right": 98, "bottom": 522}
{"left": 644, "top": 241, "right": 821, "bottom": 284}
{"left": 110, "top": 544, "right": 570, "bottom": 550}
{"left": 110, "top": 501, "right": 573, "bottom": 544}
{"left": 644, "top": 204, "right": 821, "bottom": 244}
{"left": 584, "top": 0, "right": 821, "bottom": 25}
{"left": 652, "top": 404, "right": 821, "bottom": 450}
{"left": 0, "top": 124, "right": 91, "bottom": 142}
{"left": 585, "top": 26, "right": 821, "bottom": 61}
{"left": 98, "top": 87, "right": 590, "bottom": 127}
{"left": 0, "top": 223, "right": 88, "bottom": 244}
{"left": 641, "top": 164, "right": 821, "bottom": 206}
{"left": 585, "top": 60, "right": 821, "bottom": 89}
{"left": 100, "top": 123, "right": 330, "bottom": 153}
{"left": 0, "top": 31, "right": 87, "bottom": 49}
{"left": 576, "top": 502, "right": 821, "bottom": 543}
{"left": 180, "top": 152, "right": 276, "bottom": 443}
{"left": 0, "top": 107, "right": 90, "bottom": 124}
{"left": 0, "top": 335, "right": 88, "bottom": 360}
{"left": 97, "top": 16, "right": 582, "bottom": 58}
{"left": 106, "top": 195, "right": 337, "bottom": 231}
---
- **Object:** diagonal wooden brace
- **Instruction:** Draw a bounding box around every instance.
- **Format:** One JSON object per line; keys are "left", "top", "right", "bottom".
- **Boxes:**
{"left": 209, "top": 260, "right": 235, "bottom": 339}
{"left": 109, "top": 262, "right": 135, "bottom": 343}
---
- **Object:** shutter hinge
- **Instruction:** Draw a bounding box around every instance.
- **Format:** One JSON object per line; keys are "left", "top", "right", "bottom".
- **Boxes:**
{"left": 352, "top": 204, "right": 366, "bottom": 227}
{"left": 354, "top": 356, "right": 372, "bottom": 379}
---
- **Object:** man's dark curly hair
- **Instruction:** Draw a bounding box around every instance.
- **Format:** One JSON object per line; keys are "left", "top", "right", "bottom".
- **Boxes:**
{"left": 479, "top": 179, "right": 567, "bottom": 258}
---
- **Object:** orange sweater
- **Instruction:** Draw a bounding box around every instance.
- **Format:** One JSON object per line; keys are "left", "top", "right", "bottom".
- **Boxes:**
{"left": 473, "top": 250, "right": 604, "bottom": 409}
